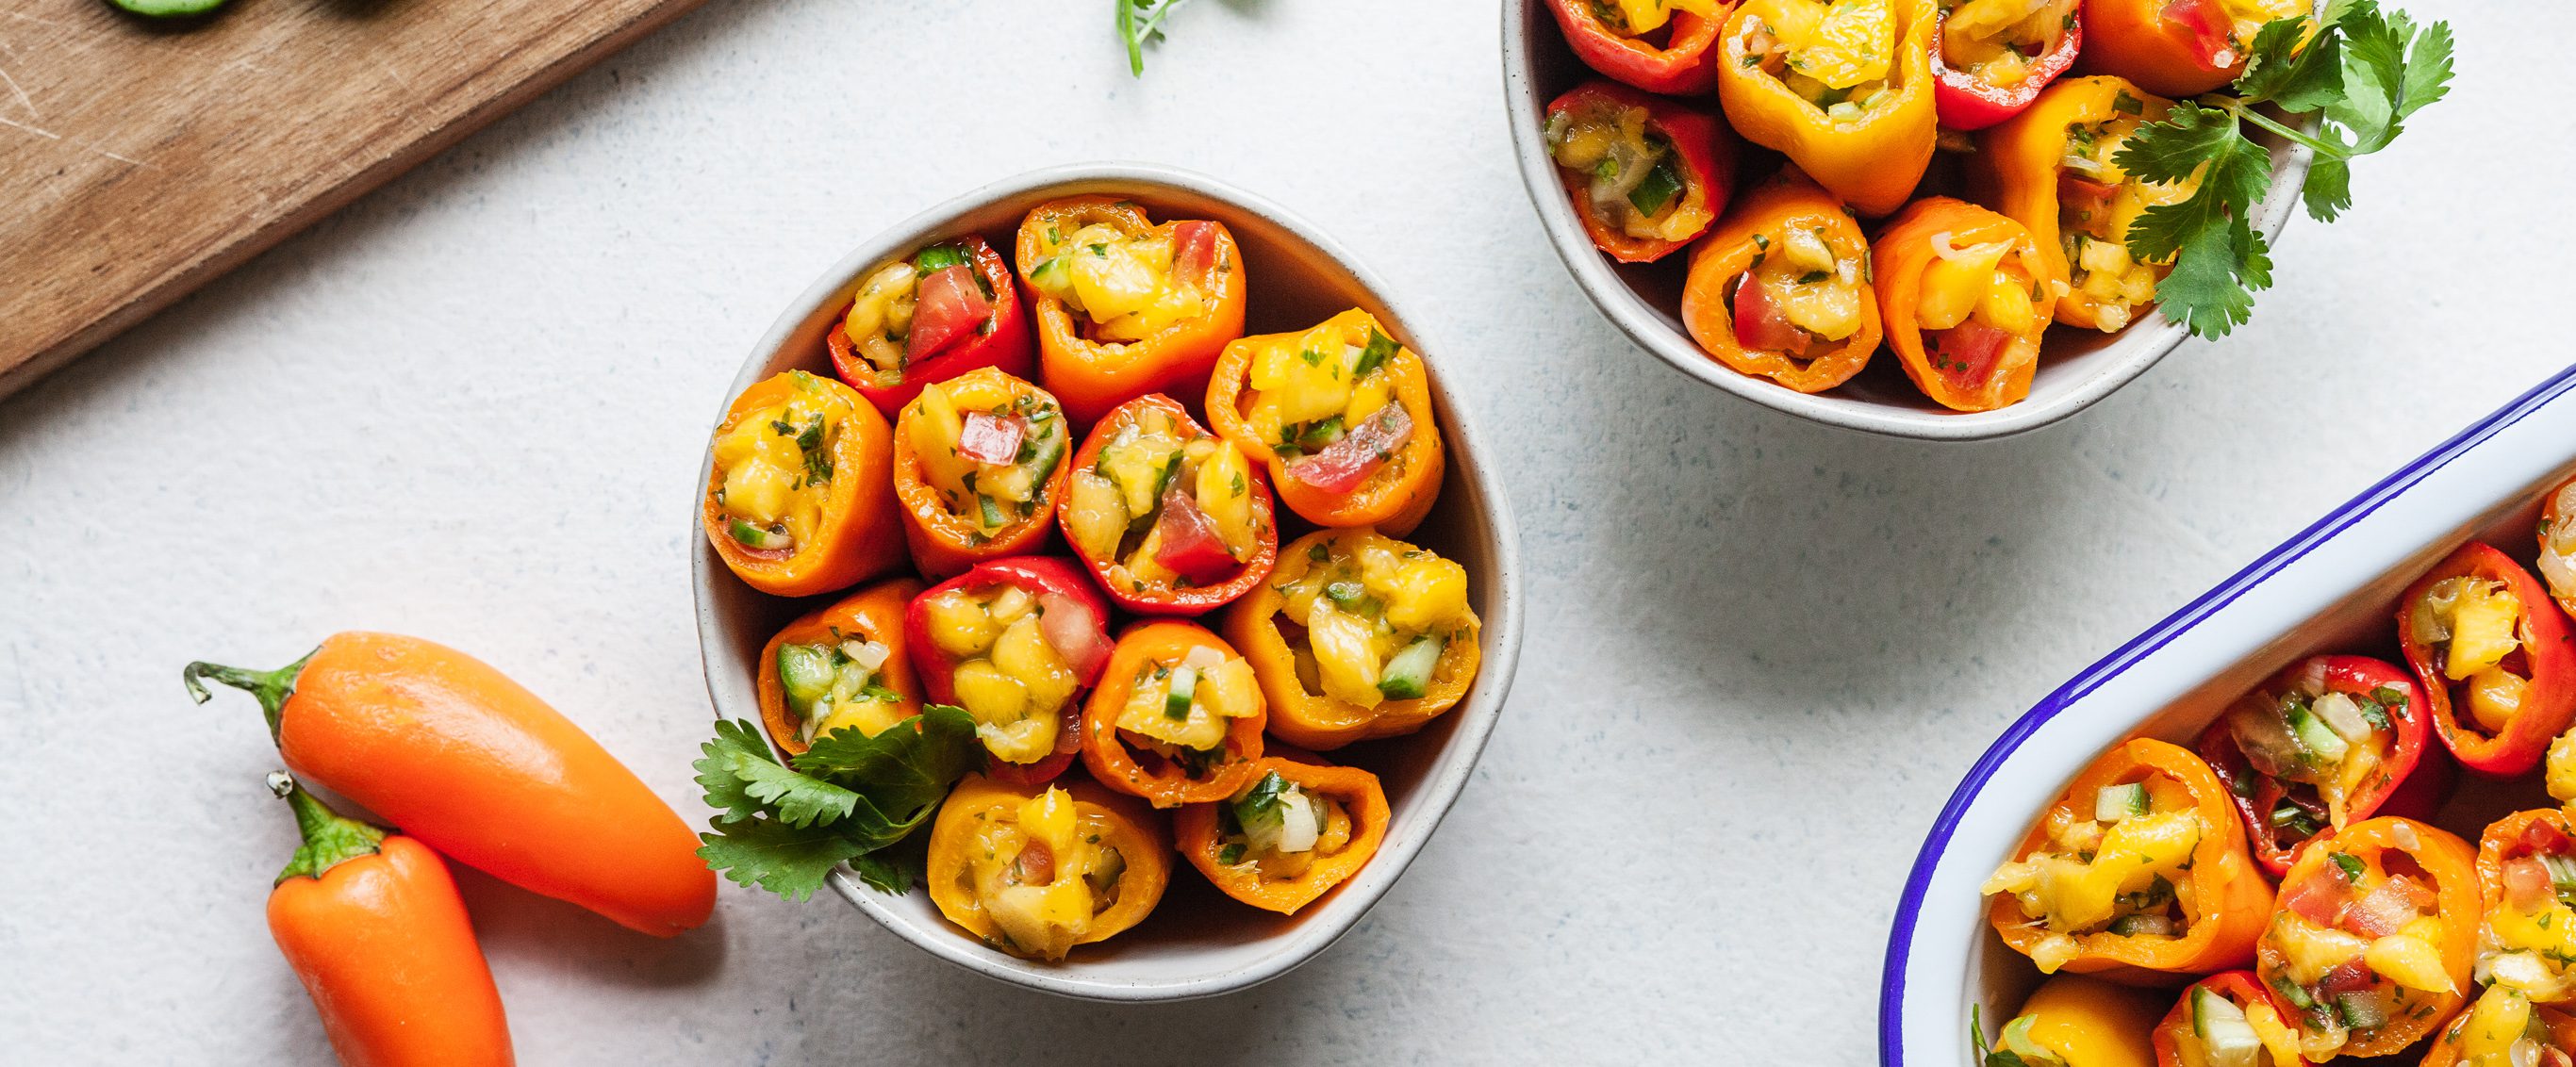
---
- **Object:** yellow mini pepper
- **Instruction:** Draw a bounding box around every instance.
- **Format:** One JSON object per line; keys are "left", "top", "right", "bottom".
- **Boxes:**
{"left": 1716, "top": 0, "right": 1939, "bottom": 217}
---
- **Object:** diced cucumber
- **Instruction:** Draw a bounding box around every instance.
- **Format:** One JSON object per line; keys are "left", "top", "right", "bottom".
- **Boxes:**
{"left": 2189, "top": 987, "right": 2262, "bottom": 1067}
{"left": 1378, "top": 637, "right": 1443, "bottom": 700}
{"left": 2286, "top": 705, "right": 2350, "bottom": 763}
{"left": 1023, "top": 424, "right": 1067, "bottom": 483}
{"left": 2106, "top": 913, "right": 2171, "bottom": 936}
{"left": 1164, "top": 665, "right": 1197, "bottom": 719}
{"left": 2267, "top": 974, "right": 2314, "bottom": 1010}
{"left": 2548, "top": 853, "right": 2576, "bottom": 901}
{"left": 1233, "top": 772, "right": 1289, "bottom": 850}
{"left": 912, "top": 243, "right": 972, "bottom": 273}
{"left": 977, "top": 494, "right": 1007, "bottom": 529}
{"left": 777, "top": 643, "right": 835, "bottom": 714}
{"left": 2334, "top": 992, "right": 2386, "bottom": 1030}
{"left": 1084, "top": 846, "right": 1127, "bottom": 896}
{"left": 1325, "top": 581, "right": 1367, "bottom": 608}
{"left": 729, "top": 518, "right": 792, "bottom": 550}
{"left": 2095, "top": 783, "right": 2149, "bottom": 823}
{"left": 1028, "top": 255, "right": 1068, "bottom": 292}
{"left": 1296, "top": 415, "right": 1346, "bottom": 451}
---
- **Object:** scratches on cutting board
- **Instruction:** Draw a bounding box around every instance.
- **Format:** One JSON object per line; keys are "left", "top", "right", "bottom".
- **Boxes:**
{"left": 0, "top": 114, "right": 153, "bottom": 170}
{"left": 0, "top": 64, "right": 37, "bottom": 120}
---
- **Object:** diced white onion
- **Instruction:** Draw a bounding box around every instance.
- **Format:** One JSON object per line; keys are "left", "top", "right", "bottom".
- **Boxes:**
{"left": 840, "top": 639, "right": 890, "bottom": 671}
{"left": 2311, "top": 692, "right": 2374, "bottom": 744}
{"left": 1182, "top": 646, "right": 1228, "bottom": 671}
{"left": 1277, "top": 790, "right": 1320, "bottom": 853}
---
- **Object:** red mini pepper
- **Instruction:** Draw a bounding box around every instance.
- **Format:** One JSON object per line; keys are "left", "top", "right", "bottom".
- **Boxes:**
{"left": 828, "top": 237, "right": 1034, "bottom": 419}
{"left": 1541, "top": 80, "right": 1735, "bottom": 264}
{"left": 904, "top": 556, "right": 1114, "bottom": 788}
{"left": 1932, "top": 6, "right": 2084, "bottom": 130}
{"left": 2199, "top": 654, "right": 2455, "bottom": 878}
{"left": 1061, "top": 393, "right": 1279, "bottom": 617}
{"left": 1542, "top": 0, "right": 1729, "bottom": 97}
{"left": 2398, "top": 542, "right": 2576, "bottom": 778}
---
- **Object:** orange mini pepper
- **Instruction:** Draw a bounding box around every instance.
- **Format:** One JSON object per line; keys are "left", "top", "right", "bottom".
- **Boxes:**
{"left": 702, "top": 370, "right": 907, "bottom": 598}
{"left": 1060, "top": 392, "right": 1279, "bottom": 616}
{"left": 891, "top": 367, "right": 1076, "bottom": 581}
{"left": 1678, "top": 168, "right": 1883, "bottom": 394}
{"left": 2077, "top": 0, "right": 2303, "bottom": 98}
{"left": 925, "top": 774, "right": 1170, "bottom": 960}
{"left": 264, "top": 773, "right": 512, "bottom": 1067}
{"left": 1206, "top": 308, "right": 1445, "bottom": 536}
{"left": 1079, "top": 621, "right": 1267, "bottom": 808}
{"left": 1972, "top": 75, "right": 2182, "bottom": 333}
{"left": 1176, "top": 755, "right": 1390, "bottom": 915}
{"left": 755, "top": 577, "right": 926, "bottom": 757}
{"left": 1991, "top": 975, "right": 2165, "bottom": 1067}
{"left": 1715, "top": 0, "right": 1937, "bottom": 217}
{"left": 1870, "top": 196, "right": 2058, "bottom": 412}
{"left": 1223, "top": 527, "right": 1483, "bottom": 750}
{"left": 2150, "top": 972, "right": 2304, "bottom": 1067}
{"left": 2256, "top": 816, "right": 2477, "bottom": 1059}
{"left": 1986, "top": 738, "right": 2271, "bottom": 979}
{"left": 2420, "top": 987, "right": 2576, "bottom": 1067}
{"left": 187, "top": 632, "right": 718, "bottom": 938}
{"left": 1015, "top": 196, "right": 1248, "bottom": 427}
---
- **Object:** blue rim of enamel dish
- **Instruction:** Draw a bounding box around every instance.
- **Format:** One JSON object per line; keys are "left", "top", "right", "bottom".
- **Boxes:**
{"left": 1876, "top": 361, "right": 2576, "bottom": 1065}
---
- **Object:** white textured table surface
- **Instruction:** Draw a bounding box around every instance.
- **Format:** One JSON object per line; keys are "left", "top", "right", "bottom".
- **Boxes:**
{"left": 0, "top": 1, "right": 2555, "bottom": 1061}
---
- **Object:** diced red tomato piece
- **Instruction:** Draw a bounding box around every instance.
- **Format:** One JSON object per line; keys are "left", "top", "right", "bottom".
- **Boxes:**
{"left": 1289, "top": 405, "right": 1412, "bottom": 494}
{"left": 1928, "top": 321, "right": 2013, "bottom": 389}
{"left": 2525, "top": 820, "right": 2574, "bottom": 856}
{"left": 2280, "top": 870, "right": 2350, "bottom": 928}
{"left": 1731, "top": 276, "right": 1808, "bottom": 353}
{"left": 1173, "top": 221, "right": 1219, "bottom": 285}
{"left": 2316, "top": 959, "right": 2376, "bottom": 997}
{"left": 1014, "top": 839, "right": 1055, "bottom": 884}
{"left": 2344, "top": 879, "right": 2419, "bottom": 939}
{"left": 1037, "top": 593, "right": 1114, "bottom": 685}
{"left": 2058, "top": 172, "right": 2121, "bottom": 208}
{"left": 2504, "top": 858, "right": 2557, "bottom": 912}
{"left": 1150, "top": 487, "right": 1241, "bottom": 584}
{"left": 907, "top": 264, "right": 994, "bottom": 362}
{"left": 2162, "top": 0, "right": 2238, "bottom": 69}
{"left": 956, "top": 412, "right": 1025, "bottom": 466}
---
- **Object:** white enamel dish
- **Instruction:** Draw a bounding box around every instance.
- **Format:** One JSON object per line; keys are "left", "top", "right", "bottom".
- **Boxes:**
{"left": 690, "top": 163, "right": 1525, "bottom": 1002}
{"left": 1499, "top": 0, "right": 2315, "bottom": 441}
{"left": 1881, "top": 364, "right": 2576, "bottom": 1061}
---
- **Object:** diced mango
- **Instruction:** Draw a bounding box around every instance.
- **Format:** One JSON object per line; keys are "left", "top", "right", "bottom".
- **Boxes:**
{"left": 2467, "top": 665, "right": 2529, "bottom": 734}
{"left": 1307, "top": 599, "right": 1385, "bottom": 709}
{"left": 2273, "top": 917, "right": 2373, "bottom": 987}
{"left": 2454, "top": 988, "right": 2536, "bottom": 1062}
{"left": 1772, "top": 0, "right": 1896, "bottom": 90}
{"left": 2366, "top": 921, "right": 2455, "bottom": 994}
{"left": 1063, "top": 472, "right": 1127, "bottom": 562}
{"left": 1250, "top": 330, "right": 1356, "bottom": 426}
{"left": 1383, "top": 556, "right": 1470, "bottom": 631}
{"left": 992, "top": 616, "right": 1078, "bottom": 714}
{"left": 1196, "top": 440, "right": 1255, "bottom": 558}
{"left": 924, "top": 591, "right": 998, "bottom": 658}
{"left": 2446, "top": 578, "right": 2524, "bottom": 681}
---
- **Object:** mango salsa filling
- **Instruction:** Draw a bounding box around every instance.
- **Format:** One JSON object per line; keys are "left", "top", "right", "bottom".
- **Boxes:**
{"left": 1981, "top": 771, "right": 2205, "bottom": 973}
{"left": 906, "top": 379, "right": 1067, "bottom": 536}
{"left": 2170, "top": 983, "right": 2302, "bottom": 1067}
{"left": 2056, "top": 102, "right": 2195, "bottom": 332}
{"left": 1913, "top": 227, "right": 2043, "bottom": 353}
{"left": 1212, "top": 771, "right": 1354, "bottom": 878}
{"left": 1111, "top": 645, "right": 1259, "bottom": 772}
{"left": 2441, "top": 988, "right": 2563, "bottom": 1067}
{"left": 1065, "top": 403, "right": 1262, "bottom": 590}
{"left": 1273, "top": 532, "right": 1471, "bottom": 710}
{"left": 1728, "top": 221, "right": 1867, "bottom": 355}
{"left": 1939, "top": 0, "right": 2077, "bottom": 90}
{"left": 1544, "top": 99, "right": 1698, "bottom": 240}
{"left": 922, "top": 583, "right": 1082, "bottom": 763}
{"left": 955, "top": 787, "right": 1130, "bottom": 960}
{"left": 1734, "top": 0, "right": 1903, "bottom": 123}
{"left": 2413, "top": 576, "right": 2536, "bottom": 737}
{"left": 1589, "top": 0, "right": 1719, "bottom": 37}
{"left": 776, "top": 632, "right": 903, "bottom": 745}
{"left": 2480, "top": 825, "right": 2576, "bottom": 1001}
{"left": 2263, "top": 845, "right": 2452, "bottom": 1059}
{"left": 712, "top": 370, "right": 850, "bottom": 554}
{"left": 1023, "top": 221, "right": 1210, "bottom": 343}
{"left": 2225, "top": 681, "right": 2403, "bottom": 841}
{"left": 842, "top": 243, "right": 991, "bottom": 384}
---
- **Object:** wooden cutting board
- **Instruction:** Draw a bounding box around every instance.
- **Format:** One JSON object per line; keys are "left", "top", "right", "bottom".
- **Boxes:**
{"left": 0, "top": 0, "right": 705, "bottom": 399}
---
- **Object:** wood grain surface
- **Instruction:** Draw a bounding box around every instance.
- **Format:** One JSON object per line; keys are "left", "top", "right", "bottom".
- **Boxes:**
{"left": 0, "top": 0, "right": 704, "bottom": 399}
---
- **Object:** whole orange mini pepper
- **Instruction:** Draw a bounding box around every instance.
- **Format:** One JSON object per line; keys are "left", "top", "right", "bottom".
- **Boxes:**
{"left": 1015, "top": 196, "right": 1248, "bottom": 427}
{"left": 2078, "top": 0, "right": 2304, "bottom": 98}
{"left": 1984, "top": 738, "right": 2271, "bottom": 980}
{"left": 755, "top": 577, "right": 926, "bottom": 757}
{"left": 924, "top": 774, "right": 1170, "bottom": 960}
{"left": 1176, "top": 755, "right": 1389, "bottom": 915}
{"left": 2256, "top": 816, "right": 2477, "bottom": 1059}
{"left": 263, "top": 773, "right": 513, "bottom": 1067}
{"left": 702, "top": 370, "right": 907, "bottom": 598}
{"left": 1869, "top": 196, "right": 2058, "bottom": 412}
{"left": 1206, "top": 308, "right": 1445, "bottom": 536}
{"left": 890, "top": 366, "right": 1076, "bottom": 580}
{"left": 1080, "top": 621, "right": 1267, "bottom": 808}
{"left": 1678, "top": 168, "right": 1882, "bottom": 394}
{"left": 187, "top": 632, "right": 718, "bottom": 938}
{"left": 1223, "top": 527, "right": 1483, "bottom": 750}
{"left": 1715, "top": 0, "right": 1938, "bottom": 217}
{"left": 1972, "top": 75, "right": 2186, "bottom": 333}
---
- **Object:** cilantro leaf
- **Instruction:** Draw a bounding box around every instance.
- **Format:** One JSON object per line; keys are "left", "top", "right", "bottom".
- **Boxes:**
{"left": 696, "top": 717, "right": 859, "bottom": 829}
{"left": 2301, "top": 157, "right": 2353, "bottom": 222}
{"left": 695, "top": 718, "right": 774, "bottom": 824}
{"left": 690, "top": 707, "right": 983, "bottom": 904}
{"left": 2236, "top": 18, "right": 2343, "bottom": 113}
{"left": 2159, "top": 220, "right": 2271, "bottom": 338}
{"left": 698, "top": 817, "right": 868, "bottom": 901}
{"left": 1116, "top": 0, "right": 1199, "bottom": 76}
{"left": 790, "top": 705, "right": 983, "bottom": 850}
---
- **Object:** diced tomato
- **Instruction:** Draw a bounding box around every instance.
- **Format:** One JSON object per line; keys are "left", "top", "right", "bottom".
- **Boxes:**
{"left": 955, "top": 412, "right": 1026, "bottom": 466}
{"left": 2504, "top": 857, "right": 2557, "bottom": 912}
{"left": 1037, "top": 593, "right": 1114, "bottom": 685}
{"left": 2161, "top": 0, "right": 2238, "bottom": 69}
{"left": 1173, "top": 221, "right": 1219, "bottom": 285}
{"left": 1014, "top": 839, "right": 1055, "bottom": 885}
{"left": 2525, "top": 820, "right": 2574, "bottom": 856}
{"left": 2382, "top": 849, "right": 2433, "bottom": 884}
{"left": 2316, "top": 959, "right": 2376, "bottom": 997}
{"left": 2345, "top": 879, "right": 2420, "bottom": 939}
{"left": 907, "top": 264, "right": 994, "bottom": 362}
{"left": 2280, "top": 869, "right": 2351, "bottom": 928}
{"left": 1731, "top": 276, "right": 1808, "bottom": 353}
{"left": 1929, "top": 320, "right": 2013, "bottom": 388}
{"left": 1289, "top": 405, "right": 1413, "bottom": 495}
{"left": 2058, "top": 172, "right": 2121, "bottom": 208}
{"left": 1150, "top": 488, "right": 1241, "bottom": 584}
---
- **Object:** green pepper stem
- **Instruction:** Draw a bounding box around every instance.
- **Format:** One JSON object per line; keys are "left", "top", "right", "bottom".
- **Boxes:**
{"left": 268, "top": 771, "right": 386, "bottom": 885}
{"left": 181, "top": 648, "right": 317, "bottom": 744}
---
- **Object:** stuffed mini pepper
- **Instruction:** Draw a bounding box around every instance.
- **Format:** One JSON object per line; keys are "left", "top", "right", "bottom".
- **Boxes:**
{"left": 925, "top": 775, "right": 1169, "bottom": 961}
{"left": 1974, "top": 76, "right": 2193, "bottom": 334}
{"left": 1541, "top": 80, "right": 1735, "bottom": 264}
{"left": 2420, "top": 987, "right": 2576, "bottom": 1067}
{"left": 1080, "top": 621, "right": 1266, "bottom": 807}
{"left": 907, "top": 557, "right": 1114, "bottom": 787}
{"left": 1176, "top": 755, "right": 1389, "bottom": 915}
{"left": 1869, "top": 196, "right": 2056, "bottom": 412}
{"left": 1679, "top": 168, "right": 1881, "bottom": 394}
{"left": 828, "top": 237, "right": 1033, "bottom": 418}
{"left": 1016, "top": 197, "right": 1247, "bottom": 426}
{"left": 2152, "top": 972, "right": 2304, "bottom": 1067}
{"left": 2254, "top": 816, "right": 2476, "bottom": 1060}
{"left": 2199, "top": 655, "right": 2451, "bottom": 878}
{"left": 1983, "top": 738, "right": 2271, "bottom": 978}
{"left": 2475, "top": 810, "right": 2576, "bottom": 1004}
{"left": 1933, "top": 0, "right": 2082, "bottom": 129}
{"left": 1225, "top": 528, "right": 1481, "bottom": 750}
{"left": 2538, "top": 476, "right": 2576, "bottom": 616}
{"left": 1061, "top": 393, "right": 1276, "bottom": 616}
{"left": 1207, "top": 309, "right": 1445, "bottom": 535}
{"left": 757, "top": 577, "right": 925, "bottom": 756}
{"left": 703, "top": 370, "right": 906, "bottom": 598}
{"left": 1543, "top": 0, "right": 1730, "bottom": 96}
{"left": 1716, "top": 0, "right": 1938, "bottom": 216}
{"left": 2398, "top": 541, "right": 2576, "bottom": 778}
{"left": 2079, "top": 0, "right": 2305, "bottom": 98}
{"left": 1984, "top": 974, "right": 2165, "bottom": 1067}
{"left": 891, "top": 368, "right": 1074, "bottom": 580}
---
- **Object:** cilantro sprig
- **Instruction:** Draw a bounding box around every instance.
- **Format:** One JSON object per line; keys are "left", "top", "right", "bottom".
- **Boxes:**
{"left": 2115, "top": 0, "right": 2453, "bottom": 338}
{"left": 695, "top": 707, "right": 983, "bottom": 900}
{"left": 1116, "top": 0, "right": 1199, "bottom": 76}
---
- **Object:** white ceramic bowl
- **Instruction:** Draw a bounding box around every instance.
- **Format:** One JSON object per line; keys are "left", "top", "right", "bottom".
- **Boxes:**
{"left": 1879, "top": 364, "right": 2576, "bottom": 1061}
{"left": 690, "top": 163, "right": 1525, "bottom": 1001}
{"left": 1500, "top": 0, "right": 2315, "bottom": 440}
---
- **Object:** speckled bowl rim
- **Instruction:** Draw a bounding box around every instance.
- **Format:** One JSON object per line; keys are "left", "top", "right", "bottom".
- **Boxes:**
{"left": 1499, "top": 0, "right": 2317, "bottom": 441}
{"left": 690, "top": 162, "right": 1526, "bottom": 1002}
